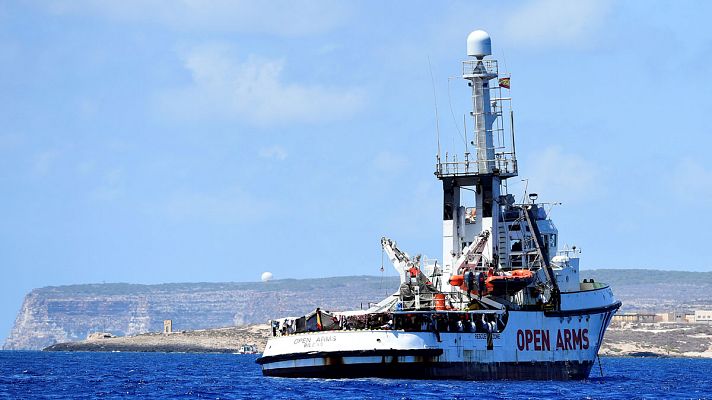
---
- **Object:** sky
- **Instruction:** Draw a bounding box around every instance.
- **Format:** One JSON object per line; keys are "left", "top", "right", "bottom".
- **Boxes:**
{"left": 2, "top": 0, "right": 712, "bottom": 341}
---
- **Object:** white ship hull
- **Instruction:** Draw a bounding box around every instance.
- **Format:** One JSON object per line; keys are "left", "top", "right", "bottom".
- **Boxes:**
{"left": 257, "top": 288, "right": 620, "bottom": 380}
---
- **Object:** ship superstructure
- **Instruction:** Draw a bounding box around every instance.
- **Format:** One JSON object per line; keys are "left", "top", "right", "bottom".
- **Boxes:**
{"left": 256, "top": 30, "right": 620, "bottom": 380}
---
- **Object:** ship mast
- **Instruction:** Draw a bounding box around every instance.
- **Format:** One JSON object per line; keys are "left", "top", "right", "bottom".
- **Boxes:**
{"left": 436, "top": 30, "right": 518, "bottom": 292}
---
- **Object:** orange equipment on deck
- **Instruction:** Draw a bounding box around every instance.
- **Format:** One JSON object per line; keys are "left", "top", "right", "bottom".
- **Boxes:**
{"left": 486, "top": 269, "right": 534, "bottom": 296}
{"left": 434, "top": 293, "right": 447, "bottom": 310}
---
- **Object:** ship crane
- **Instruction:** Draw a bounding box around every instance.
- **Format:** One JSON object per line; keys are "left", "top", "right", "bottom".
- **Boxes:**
{"left": 454, "top": 230, "right": 490, "bottom": 274}
{"left": 381, "top": 237, "right": 424, "bottom": 285}
{"left": 381, "top": 237, "right": 439, "bottom": 311}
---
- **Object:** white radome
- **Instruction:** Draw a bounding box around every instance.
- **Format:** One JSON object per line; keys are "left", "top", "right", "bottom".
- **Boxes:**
{"left": 467, "top": 29, "right": 492, "bottom": 58}
{"left": 261, "top": 272, "right": 273, "bottom": 282}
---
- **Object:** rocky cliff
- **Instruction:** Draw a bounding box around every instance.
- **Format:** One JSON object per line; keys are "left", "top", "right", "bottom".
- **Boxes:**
{"left": 4, "top": 277, "right": 399, "bottom": 350}
{"left": 5, "top": 269, "right": 712, "bottom": 350}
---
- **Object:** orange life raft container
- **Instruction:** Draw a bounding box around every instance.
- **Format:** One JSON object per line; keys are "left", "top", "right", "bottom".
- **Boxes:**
{"left": 485, "top": 269, "right": 534, "bottom": 296}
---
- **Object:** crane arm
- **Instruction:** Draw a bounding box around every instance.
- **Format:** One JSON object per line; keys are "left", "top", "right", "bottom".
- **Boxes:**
{"left": 452, "top": 230, "right": 491, "bottom": 274}
{"left": 381, "top": 237, "right": 420, "bottom": 284}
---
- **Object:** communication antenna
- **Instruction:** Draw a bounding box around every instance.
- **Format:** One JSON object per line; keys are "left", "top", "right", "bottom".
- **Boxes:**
{"left": 500, "top": 47, "right": 510, "bottom": 77}
{"left": 428, "top": 57, "right": 441, "bottom": 160}
{"left": 521, "top": 178, "right": 529, "bottom": 203}
{"left": 447, "top": 77, "right": 468, "bottom": 152}
{"left": 545, "top": 202, "right": 563, "bottom": 217}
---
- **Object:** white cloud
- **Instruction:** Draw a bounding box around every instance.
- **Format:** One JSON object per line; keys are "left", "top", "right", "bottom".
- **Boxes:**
{"left": 382, "top": 179, "right": 441, "bottom": 249}
{"left": 669, "top": 158, "right": 712, "bottom": 204}
{"left": 75, "top": 160, "right": 95, "bottom": 175}
{"left": 32, "top": 149, "right": 60, "bottom": 176}
{"left": 502, "top": 0, "right": 612, "bottom": 48}
{"left": 157, "top": 44, "right": 364, "bottom": 125}
{"left": 259, "top": 146, "right": 288, "bottom": 161}
{"left": 89, "top": 168, "right": 125, "bottom": 201}
{"left": 0, "top": 133, "right": 23, "bottom": 150}
{"left": 372, "top": 151, "right": 409, "bottom": 174}
{"left": 42, "top": 0, "right": 350, "bottom": 37}
{"left": 77, "top": 98, "right": 98, "bottom": 118}
{"left": 420, "top": 0, "right": 614, "bottom": 58}
{"left": 160, "top": 187, "right": 272, "bottom": 224}
{"left": 519, "top": 146, "right": 601, "bottom": 204}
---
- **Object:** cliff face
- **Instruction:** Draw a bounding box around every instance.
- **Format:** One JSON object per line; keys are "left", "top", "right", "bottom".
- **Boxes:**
{"left": 3, "top": 277, "right": 400, "bottom": 350}
{"left": 6, "top": 270, "right": 712, "bottom": 350}
{"left": 5, "top": 292, "right": 73, "bottom": 350}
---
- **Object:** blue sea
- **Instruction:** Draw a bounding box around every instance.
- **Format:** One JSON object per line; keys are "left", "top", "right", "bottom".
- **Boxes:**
{"left": 0, "top": 352, "right": 710, "bottom": 399}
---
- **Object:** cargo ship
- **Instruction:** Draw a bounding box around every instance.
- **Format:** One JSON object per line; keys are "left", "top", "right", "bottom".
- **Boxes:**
{"left": 256, "top": 30, "right": 621, "bottom": 380}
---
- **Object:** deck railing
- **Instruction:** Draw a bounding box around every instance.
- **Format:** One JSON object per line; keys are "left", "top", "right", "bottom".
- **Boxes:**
{"left": 435, "top": 152, "right": 517, "bottom": 178}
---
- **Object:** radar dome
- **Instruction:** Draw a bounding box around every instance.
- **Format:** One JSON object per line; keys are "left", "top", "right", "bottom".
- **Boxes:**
{"left": 467, "top": 30, "right": 492, "bottom": 59}
{"left": 261, "top": 271, "right": 273, "bottom": 282}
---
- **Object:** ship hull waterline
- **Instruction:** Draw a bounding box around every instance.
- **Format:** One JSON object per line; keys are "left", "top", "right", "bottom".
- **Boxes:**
{"left": 261, "top": 359, "right": 594, "bottom": 381}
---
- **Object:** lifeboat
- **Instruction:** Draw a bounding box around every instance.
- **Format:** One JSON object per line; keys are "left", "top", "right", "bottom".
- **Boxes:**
{"left": 486, "top": 269, "right": 534, "bottom": 296}
{"left": 452, "top": 270, "right": 533, "bottom": 297}
{"left": 449, "top": 274, "right": 464, "bottom": 287}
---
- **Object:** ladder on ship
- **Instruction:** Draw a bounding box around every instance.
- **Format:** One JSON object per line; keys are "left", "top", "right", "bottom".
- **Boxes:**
{"left": 523, "top": 206, "right": 560, "bottom": 310}
{"left": 497, "top": 222, "right": 509, "bottom": 269}
{"left": 505, "top": 211, "right": 533, "bottom": 270}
